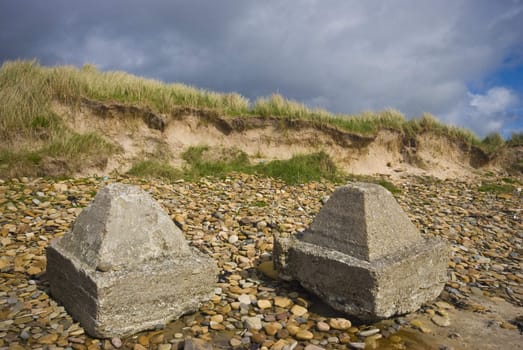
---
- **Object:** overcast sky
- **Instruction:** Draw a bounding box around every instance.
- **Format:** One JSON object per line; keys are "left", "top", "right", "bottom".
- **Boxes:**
{"left": 1, "top": 1, "right": 522, "bottom": 138}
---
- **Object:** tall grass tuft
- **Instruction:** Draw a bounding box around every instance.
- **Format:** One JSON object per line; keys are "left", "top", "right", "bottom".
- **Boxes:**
{"left": 127, "top": 160, "right": 182, "bottom": 180}
{"left": 480, "top": 133, "right": 505, "bottom": 153}
{"left": 508, "top": 132, "right": 523, "bottom": 146}
{"left": 0, "top": 60, "right": 116, "bottom": 177}
{"left": 254, "top": 151, "right": 341, "bottom": 184}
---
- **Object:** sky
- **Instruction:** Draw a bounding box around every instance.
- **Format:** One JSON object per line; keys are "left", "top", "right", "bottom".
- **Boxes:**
{"left": 1, "top": 1, "right": 522, "bottom": 139}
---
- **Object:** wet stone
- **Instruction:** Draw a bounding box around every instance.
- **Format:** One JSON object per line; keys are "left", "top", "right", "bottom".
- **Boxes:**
{"left": 431, "top": 315, "right": 451, "bottom": 327}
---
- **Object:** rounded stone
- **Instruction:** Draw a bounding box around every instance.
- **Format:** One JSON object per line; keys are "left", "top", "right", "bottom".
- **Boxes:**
{"left": 210, "top": 314, "right": 224, "bottom": 323}
{"left": 290, "top": 305, "right": 308, "bottom": 317}
{"left": 252, "top": 332, "right": 266, "bottom": 344}
{"left": 329, "top": 318, "right": 351, "bottom": 330}
{"left": 238, "top": 294, "right": 252, "bottom": 305}
{"left": 264, "top": 322, "right": 282, "bottom": 336}
{"left": 258, "top": 299, "right": 272, "bottom": 309}
{"left": 274, "top": 296, "right": 292, "bottom": 308}
{"left": 230, "top": 338, "right": 242, "bottom": 347}
{"left": 431, "top": 315, "right": 451, "bottom": 327}
{"left": 111, "top": 337, "right": 123, "bottom": 348}
{"left": 243, "top": 316, "right": 263, "bottom": 331}
{"left": 316, "top": 321, "right": 330, "bottom": 332}
{"left": 296, "top": 330, "right": 314, "bottom": 340}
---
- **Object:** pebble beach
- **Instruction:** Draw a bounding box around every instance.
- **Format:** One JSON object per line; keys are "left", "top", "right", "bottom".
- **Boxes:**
{"left": 1, "top": 174, "right": 522, "bottom": 349}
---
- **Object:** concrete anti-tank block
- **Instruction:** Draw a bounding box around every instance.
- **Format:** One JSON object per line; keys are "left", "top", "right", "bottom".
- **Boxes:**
{"left": 46, "top": 183, "right": 218, "bottom": 338}
{"left": 274, "top": 182, "right": 448, "bottom": 320}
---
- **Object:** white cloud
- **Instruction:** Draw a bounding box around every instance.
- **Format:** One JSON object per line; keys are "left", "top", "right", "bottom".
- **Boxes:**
{"left": 443, "top": 87, "right": 519, "bottom": 137}
{"left": 469, "top": 87, "right": 519, "bottom": 115}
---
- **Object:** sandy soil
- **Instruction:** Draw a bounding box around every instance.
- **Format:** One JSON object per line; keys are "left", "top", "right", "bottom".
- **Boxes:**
{"left": 53, "top": 101, "right": 487, "bottom": 181}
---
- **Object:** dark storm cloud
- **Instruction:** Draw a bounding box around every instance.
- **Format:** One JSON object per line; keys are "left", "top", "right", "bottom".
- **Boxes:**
{"left": 1, "top": 1, "right": 522, "bottom": 136}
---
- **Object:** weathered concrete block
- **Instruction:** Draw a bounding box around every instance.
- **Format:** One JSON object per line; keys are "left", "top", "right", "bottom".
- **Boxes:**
{"left": 274, "top": 182, "right": 448, "bottom": 320}
{"left": 46, "top": 183, "right": 218, "bottom": 338}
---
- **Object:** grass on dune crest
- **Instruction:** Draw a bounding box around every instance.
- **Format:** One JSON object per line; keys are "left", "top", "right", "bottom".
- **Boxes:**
{"left": 2, "top": 61, "right": 506, "bottom": 145}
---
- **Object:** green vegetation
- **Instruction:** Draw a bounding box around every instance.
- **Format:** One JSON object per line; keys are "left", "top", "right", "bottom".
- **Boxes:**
{"left": 0, "top": 133, "right": 114, "bottom": 178}
{"left": 375, "top": 179, "right": 402, "bottom": 194}
{"left": 0, "top": 60, "right": 115, "bottom": 177}
{"left": 181, "top": 146, "right": 251, "bottom": 180}
{"left": 481, "top": 132, "right": 505, "bottom": 153}
{"left": 254, "top": 151, "right": 340, "bottom": 184}
{"left": 346, "top": 174, "right": 402, "bottom": 194}
{"left": 508, "top": 132, "right": 523, "bottom": 146}
{"left": 512, "top": 159, "right": 523, "bottom": 173}
{"left": 128, "top": 146, "right": 341, "bottom": 184}
{"left": 501, "top": 177, "right": 519, "bottom": 184}
{"left": 478, "top": 183, "right": 515, "bottom": 194}
{"left": 127, "top": 160, "right": 182, "bottom": 180}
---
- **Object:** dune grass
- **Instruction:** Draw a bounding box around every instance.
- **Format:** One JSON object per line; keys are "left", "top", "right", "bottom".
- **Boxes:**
{"left": 181, "top": 146, "right": 251, "bottom": 180}
{"left": 253, "top": 151, "right": 341, "bottom": 184}
{"left": 181, "top": 146, "right": 342, "bottom": 184}
{"left": 0, "top": 60, "right": 117, "bottom": 177}
{"left": 128, "top": 146, "right": 342, "bottom": 184}
{"left": 508, "top": 132, "right": 523, "bottom": 146}
{"left": 127, "top": 160, "right": 183, "bottom": 180}
{"left": 1, "top": 60, "right": 493, "bottom": 146}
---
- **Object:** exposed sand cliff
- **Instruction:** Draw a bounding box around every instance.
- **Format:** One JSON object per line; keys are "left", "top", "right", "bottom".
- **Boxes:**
{"left": 54, "top": 99, "right": 508, "bottom": 179}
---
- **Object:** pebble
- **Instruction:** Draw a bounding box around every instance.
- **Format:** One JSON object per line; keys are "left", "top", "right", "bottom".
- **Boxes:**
{"left": 339, "top": 333, "right": 352, "bottom": 344}
{"left": 274, "top": 296, "right": 292, "bottom": 308}
{"left": 358, "top": 328, "right": 380, "bottom": 337}
{"left": 37, "top": 333, "right": 59, "bottom": 344}
{"left": 257, "top": 299, "right": 272, "bottom": 309}
{"left": 431, "top": 315, "right": 451, "bottom": 327}
{"left": 229, "top": 338, "right": 242, "bottom": 347}
{"left": 243, "top": 316, "right": 262, "bottom": 330}
{"left": 296, "top": 330, "right": 314, "bottom": 340}
{"left": 500, "top": 321, "right": 517, "bottom": 330}
{"left": 327, "top": 336, "right": 339, "bottom": 343}
{"left": 349, "top": 342, "right": 366, "bottom": 349}
{"left": 290, "top": 305, "right": 308, "bottom": 317}
{"left": 111, "top": 337, "right": 122, "bottom": 348}
{"left": 20, "top": 330, "right": 30, "bottom": 340}
{"left": 304, "top": 345, "right": 325, "bottom": 350}
{"left": 238, "top": 294, "right": 251, "bottom": 305}
{"left": 264, "top": 322, "right": 282, "bottom": 336}
{"left": 316, "top": 321, "right": 330, "bottom": 332}
{"left": 410, "top": 319, "right": 432, "bottom": 333}
{"left": 329, "top": 318, "right": 352, "bottom": 330}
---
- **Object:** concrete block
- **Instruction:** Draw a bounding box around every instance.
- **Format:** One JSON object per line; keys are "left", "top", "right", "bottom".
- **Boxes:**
{"left": 46, "top": 183, "right": 218, "bottom": 337}
{"left": 274, "top": 182, "right": 448, "bottom": 320}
